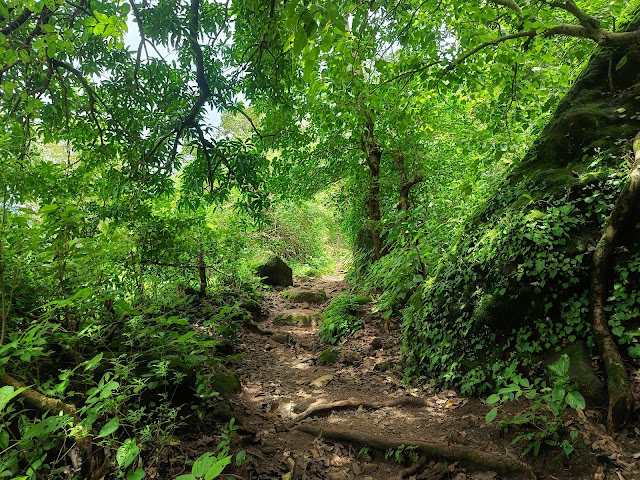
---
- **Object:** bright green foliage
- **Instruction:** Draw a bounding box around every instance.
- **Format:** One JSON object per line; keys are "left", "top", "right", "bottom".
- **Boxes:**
{"left": 485, "top": 354, "right": 585, "bottom": 458}
{"left": 320, "top": 294, "right": 372, "bottom": 344}
{"left": 174, "top": 418, "right": 249, "bottom": 480}
{"left": 403, "top": 158, "right": 628, "bottom": 394}
{"left": 0, "top": 0, "right": 637, "bottom": 476}
{"left": 384, "top": 444, "right": 420, "bottom": 465}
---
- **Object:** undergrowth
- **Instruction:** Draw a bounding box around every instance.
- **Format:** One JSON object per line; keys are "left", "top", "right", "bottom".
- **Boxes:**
{"left": 485, "top": 354, "right": 585, "bottom": 458}
{"left": 320, "top": 294, "right": 372, "bottom": 344}
{"left": 401, "top": 152, "right": 637, "bottom": 394}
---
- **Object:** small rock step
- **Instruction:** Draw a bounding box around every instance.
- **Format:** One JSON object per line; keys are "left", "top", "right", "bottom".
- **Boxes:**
{"left": 274, "top": 309, "right": 321, "bottom": 327}
{"left": 282, "top": 288, "right": 327, "bottom": 303}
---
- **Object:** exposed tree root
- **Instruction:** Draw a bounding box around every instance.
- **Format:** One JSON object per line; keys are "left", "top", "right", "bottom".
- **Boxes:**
{"left": 297, "top": 425, "right": 532, "bottom": 476}
{"left": 397, "top": 455, "right": 428, "bottom": 479}
{"left": 589, "top": 132, "right": 640, "bottom": 430}
{"left": 247, "top": 319, "right": 272, "bottom": 336}
{"left": 286, "top": 396, "right": 428, "bottom": 428}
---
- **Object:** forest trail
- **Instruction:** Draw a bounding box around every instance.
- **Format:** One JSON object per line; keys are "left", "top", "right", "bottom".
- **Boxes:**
{"left": 220, "top": 273, "right": 541, "bottom": 480}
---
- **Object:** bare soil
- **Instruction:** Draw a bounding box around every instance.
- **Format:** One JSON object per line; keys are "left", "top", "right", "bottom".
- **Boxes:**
{"left": 172, "top": 272, "right": 640, "bottom": 480}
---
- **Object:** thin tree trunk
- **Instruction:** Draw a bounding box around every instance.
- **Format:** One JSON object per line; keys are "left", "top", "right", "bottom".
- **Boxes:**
{"left": 392, "top": 154, "right": 422, "bottom": 213}
{"left": 589, "top": 132, "right": 640, "bottom": 431}
{"left": 198, "top": 247, "right": 207, "bottom": 298}
{"left": 361, "top": 111, "right": 386, "bottom": 260}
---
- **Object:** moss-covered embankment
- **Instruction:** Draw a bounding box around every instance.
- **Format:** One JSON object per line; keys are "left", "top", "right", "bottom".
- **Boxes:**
{"left": 403, "top": 11, "right": 640, "bottom": 396}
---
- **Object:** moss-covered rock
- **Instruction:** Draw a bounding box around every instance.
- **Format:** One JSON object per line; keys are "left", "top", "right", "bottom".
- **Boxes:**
{"left": 241, "top": 298, "right": 263, "bottom": 319}
{"left": 402, "top": 13, "right": 640, "bottom": 394}
{"left": 211, "top": 372, "right": 242, "bottom": 396}
{"left": 318, "top": 347, "right": 340, "bottom": 366}
{"left": 545, "top": 341, "right": 607, "bottom": 407}
{"left": 282, "top": 288, "right": 327, "bottom": 303}
{"left": 274, "top": 309, "right": 320, "bottom": 327}
{"left": 253, "top": 252, "right": 293, "bottom": 287}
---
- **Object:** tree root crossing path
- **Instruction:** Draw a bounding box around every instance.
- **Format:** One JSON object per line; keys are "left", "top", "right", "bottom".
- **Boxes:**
{"left": 207, "top": 273, "right": 638, "bottom": 480}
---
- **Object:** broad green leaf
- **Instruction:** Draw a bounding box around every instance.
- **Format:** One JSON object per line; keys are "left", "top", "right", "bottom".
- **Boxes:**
{"left": 551, "top": 385, "right": 565, "bottom": 403}
{"left": 293, "top": 30, "right": 307, "bottom": 56}
{"left": 40, "top": 204, "right": 59, "bottom": 214}
{"left": 485, "top": 407, "right": 498, "bottom": 423}
{"left": 193, "top": 452, "right": 217, "bottom": 477}
{"left": 100, "top": 381, "right": 119, "bottom": 398}
{"left": 548, "top": 354, "right": 569, "bottom": 377}
{"left": 485, "top": 394, "right": 500, "bottom": 405}
{"left": 0, "top": 385, "right": 27, "bottom": 412}
{"left": 98, "top": 417, "right": 120, "bottom": 437}
{"left": 236, "top": 449, "right": 249, "bottom": 466}
{"left": 0, "top": 428, "right": 9, "bottom": 449}
{"left": 126, "top": 467, "right": 145, "bottom": 480}
{"left": 204, "top": 456, "right": 231, "bottom": 479}
{"left": 116, "top": 439, "right": 140, "bottom": 469}
{"left": 565, "top": 391, "right": 585, "bottom": 410}
{"left": 175, "top": 476, "right": 197, "bottom": 480}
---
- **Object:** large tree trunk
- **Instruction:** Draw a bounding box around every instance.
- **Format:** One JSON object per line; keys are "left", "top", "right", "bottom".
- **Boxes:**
{"left": 589, "top": 132, "right": 640, "bottom": 430}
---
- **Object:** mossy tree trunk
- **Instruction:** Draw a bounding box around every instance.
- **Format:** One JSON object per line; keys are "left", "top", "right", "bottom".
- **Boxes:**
{"left": 590, "top": 132, "right": 640, "bottom": 430}
{"left": 361, "top": 110, "right": 387, "bottom": 260}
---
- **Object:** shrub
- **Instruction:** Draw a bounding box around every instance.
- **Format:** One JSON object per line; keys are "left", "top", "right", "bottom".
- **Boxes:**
{"left": 320, "top": 294, "right": 371, "bottom": 344}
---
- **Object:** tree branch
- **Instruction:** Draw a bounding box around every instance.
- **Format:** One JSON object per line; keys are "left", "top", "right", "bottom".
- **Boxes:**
{"left": 1, "top": 8, "right": 33, "bottom": 36}
{"left": 183, "top": 0, "right": 211, "bottom": 128}
{"left": 128, "top": 0, "right": 147, "bottom": 83}
{"left": 549, "top": 0, "right": 600, "bottom": 29}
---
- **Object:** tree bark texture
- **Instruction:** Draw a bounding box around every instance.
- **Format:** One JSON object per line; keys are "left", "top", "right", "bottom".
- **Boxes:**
{"left": 361, "top": 110, "right": 387, "bottom": 260}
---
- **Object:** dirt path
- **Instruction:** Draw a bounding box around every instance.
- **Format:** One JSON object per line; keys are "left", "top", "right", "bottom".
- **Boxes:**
{"left": 216, "top": 273, "right": 636, "bottom": 480}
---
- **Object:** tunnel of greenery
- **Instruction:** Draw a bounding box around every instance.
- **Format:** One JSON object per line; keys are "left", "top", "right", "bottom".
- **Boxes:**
{"left": 1, "top": 0, "right": 640, "bottom": 478}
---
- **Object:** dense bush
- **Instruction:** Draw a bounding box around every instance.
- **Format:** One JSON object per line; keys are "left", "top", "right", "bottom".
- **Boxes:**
{"left": 320, "top": 294, "right": 372, "bottom": 344}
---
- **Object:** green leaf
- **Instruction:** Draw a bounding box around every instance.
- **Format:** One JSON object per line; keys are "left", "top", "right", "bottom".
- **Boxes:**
{"left": 204, "top": 456, "right": 231, "bottom": 479}
{"left": 40, "top": 204, "right": 59, "bottom": 213}
{"left": 126, "top": 467, "right": 145, "bottom": 480}
{"left": 235, "top": 449, "right": 250, "bottom": 466}
{"left": 100, "top": 380, "right": 119, "bottom": 398}
{"left": 551, "top": 385, "right": 566, "bottom": 404}
{"left": 616, "top": 55, "right": 628, "bottom": 71}
{"left": 565, "top": 391, "right": 586, "bottom": 410}
{"left": 83, "top": 352, "right": 103, "bottom": 371}
{"left": 98, "top": 417, "right": 120, "bottom": 437}
{"left": 116, "top": 439, "right": 140, "bottom": 469}
{"left": 325, "top": 3, "right": 340, "bottom": 23}
{"left": 0, "top": 385, "right": 27, "bottom": 412}
{"left": 485, "top": 394, "right": 500, "bottom": 405}
{"left": 175, "top": 476, "right": 197, "bottom": 480}
{"left": 485, "top": 407, "right": 498, "bottom": 423}
{"left": 0, "top": 428, "right": 9, "bottom": 449}
{"left": 293, "top": 30, "right": 307, "bottom": 56}
{"left": 548, "top": 354, "right": 569, "bottom": 378}
{"left": 193, "top": 453, "right": 217, "bottom": 477}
